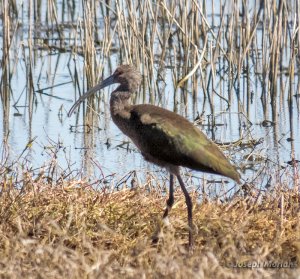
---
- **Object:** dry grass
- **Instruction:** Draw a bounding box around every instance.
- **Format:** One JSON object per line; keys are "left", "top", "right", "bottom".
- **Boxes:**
{"left": 0, "top": 173, "right": 299, "bottom": 278}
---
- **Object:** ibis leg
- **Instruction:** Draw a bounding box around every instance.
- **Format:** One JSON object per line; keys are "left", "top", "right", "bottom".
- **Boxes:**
{"left": 152, "top": 174, "right": 175, "bottom": 245}
{"left": 176, "top": 174, "right": 193, "bottom": 248}
{"left": 163, "top": 173, "right": 174, "bottom": 220}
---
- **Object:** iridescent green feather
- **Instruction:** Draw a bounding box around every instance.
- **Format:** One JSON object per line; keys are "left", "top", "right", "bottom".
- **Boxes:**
{"left": 131, "top": 105, "right": 240, "bottom": 183}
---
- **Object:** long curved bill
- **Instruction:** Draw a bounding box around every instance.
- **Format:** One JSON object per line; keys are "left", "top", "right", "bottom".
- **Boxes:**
{"left": 67, "top": 75, "right": 115, "bottom": 117}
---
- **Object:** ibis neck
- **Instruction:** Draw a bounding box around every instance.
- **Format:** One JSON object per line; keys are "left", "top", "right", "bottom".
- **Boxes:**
{"left": 110, "top": 90, "right": 132, "bottom": 115}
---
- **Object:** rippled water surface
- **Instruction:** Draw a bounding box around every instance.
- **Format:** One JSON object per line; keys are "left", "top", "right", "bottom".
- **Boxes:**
{"left": 1, "top": 1, "right": 299, "bottom": 193}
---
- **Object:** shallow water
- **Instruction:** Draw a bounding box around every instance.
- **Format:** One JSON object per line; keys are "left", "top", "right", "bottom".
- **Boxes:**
{"left": 0, "top": 1, "right": 299, "bottom": 194}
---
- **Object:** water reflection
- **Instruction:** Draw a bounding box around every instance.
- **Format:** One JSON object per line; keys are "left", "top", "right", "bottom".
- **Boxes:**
{"left": 0, "top": 0, "right": 299, "bottom": 193}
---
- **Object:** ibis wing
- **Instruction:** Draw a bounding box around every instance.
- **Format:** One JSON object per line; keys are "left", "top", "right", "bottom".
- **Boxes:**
{"left": 131, "top": 105, "right": 240, "bottom": 182}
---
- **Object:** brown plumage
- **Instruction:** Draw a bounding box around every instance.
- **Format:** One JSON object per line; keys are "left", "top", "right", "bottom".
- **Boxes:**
{"left": 68, "top": 64, "right": 241, "bottom": 248}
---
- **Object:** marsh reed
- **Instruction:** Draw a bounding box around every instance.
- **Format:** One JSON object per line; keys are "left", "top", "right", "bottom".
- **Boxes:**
{"left": 1, "top": 0, "right": 298, "bottom": 117}
{"left": 0, "top": 0, "right": 298, "bottom": 178}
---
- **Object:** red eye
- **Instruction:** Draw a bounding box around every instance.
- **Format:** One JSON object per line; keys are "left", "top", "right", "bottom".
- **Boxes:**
{"left": 114, "top": 69, "right": 122, "bottom": 77}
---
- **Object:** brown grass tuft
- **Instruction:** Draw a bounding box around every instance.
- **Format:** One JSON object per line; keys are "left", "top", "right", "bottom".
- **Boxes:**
{"left": 0, "top": 176, "right": 299, "bottom": 278}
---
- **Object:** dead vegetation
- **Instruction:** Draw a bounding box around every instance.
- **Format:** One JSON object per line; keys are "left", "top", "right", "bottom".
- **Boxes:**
{"left": 0, "top": 170, "right": 299, "bottom": 278}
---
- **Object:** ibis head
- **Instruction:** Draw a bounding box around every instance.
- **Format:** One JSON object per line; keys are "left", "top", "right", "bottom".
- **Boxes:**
{"left": 68, "top": 65, "right": 141, "bottom": 117}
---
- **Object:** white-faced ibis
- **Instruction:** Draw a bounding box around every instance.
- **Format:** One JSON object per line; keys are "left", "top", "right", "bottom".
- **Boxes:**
{"left": 68, "top": 65, "right": 241, "bottom": 248}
